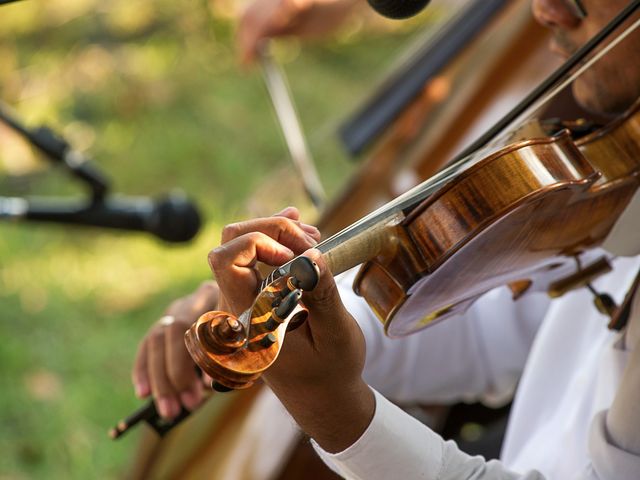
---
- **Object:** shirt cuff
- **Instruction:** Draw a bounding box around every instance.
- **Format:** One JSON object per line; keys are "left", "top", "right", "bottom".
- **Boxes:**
{"left": 311, "top": 388, "right": 444, "bottom": 479}
{"left": 588, "top": 410, "right": 640, "bottom": 480}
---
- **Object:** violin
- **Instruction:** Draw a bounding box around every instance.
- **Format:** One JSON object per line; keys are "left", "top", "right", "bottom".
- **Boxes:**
{"left": 354, "top": 107, "right": 640, "bottom": 337}
{"left": 185, "top": 3, "right": 640, "bottom": 389}
{"left": 186, "top": 104, "right": 640, "bottom": 389}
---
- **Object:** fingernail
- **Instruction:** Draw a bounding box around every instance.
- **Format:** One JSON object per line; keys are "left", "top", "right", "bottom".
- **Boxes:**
{"left": 157, "top": 398, "right": 173, "bottom": 419}
{"left": 301, "top": 224, "right": 320, "bottom": 235}
{"left": 180, "top": 390, "right": 201, "bottom": 411}
{"left": 305, "top": 234, "right": 318, "bottom": 246}
{"left": 134, "top": 382, "right": 149, "bottom": 398}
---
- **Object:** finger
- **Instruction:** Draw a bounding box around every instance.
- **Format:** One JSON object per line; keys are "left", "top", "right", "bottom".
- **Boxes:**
{"left": 221, "top": 217, "right": 318, "bottom": 252}
{"left": 300, "top": 223, "right": 321, "bottom": 242}
{"left": 299, "top": 249, "right": 350, "bottom": 337}
{"left": 132, "top": 339, "right": 151, "bottom": 398}
{"left": 273, "top": 206, "right": 300, "bottom": 221}
{"left": 238, "top": 23, "right": 291, "bottom": 66}
{"left": 236, "top": 5, "right": 257, "bottom": 64}
{"left": 165, "top": 322, "right": 202, "bottom": 410}
{"left": 189, "top": 281, "right": 220, "bottom": 314}
{"left": 237, "top": 9, "right": 271, "bottom": 65}
{"left": 148, "top": 329, "right": 181, "bottom": 419}
{"left": 238, "top": 27, "right": 260, "bottom": 65}
{"left": 273, "top": 206, "right": 321, "bottom": 242}
{"left": 210, "top": 232, "right": 296, "bottom": 312}
{"left": 212, "top": 232, "right": 296, "bottom": 271}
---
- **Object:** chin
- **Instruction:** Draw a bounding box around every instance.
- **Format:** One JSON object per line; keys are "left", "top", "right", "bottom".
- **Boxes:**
{"left": 572, "top": 72, "right": 640, "bottom": 118}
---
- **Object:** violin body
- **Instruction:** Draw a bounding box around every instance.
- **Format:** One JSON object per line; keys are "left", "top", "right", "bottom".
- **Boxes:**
{"left": 355, "top": 108, "right": 640, "bottom": 337}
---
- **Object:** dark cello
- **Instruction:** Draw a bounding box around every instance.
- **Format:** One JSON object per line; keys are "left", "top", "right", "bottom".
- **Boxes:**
{"left": 185, "top": 1, "right": 640, "bottom": 388}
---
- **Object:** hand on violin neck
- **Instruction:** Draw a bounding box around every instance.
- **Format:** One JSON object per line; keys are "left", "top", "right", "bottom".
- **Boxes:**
{"left": 209, "top": 207, "right": 320, "bottom": 316}
{"left": 264, "top": 249, "right": 374, "bottom": 453}
{"left": 265, "top": 249, "right": 366, "bottom": 384}
{"left": 209, "top": 210, "right": 374, "bottom": 453}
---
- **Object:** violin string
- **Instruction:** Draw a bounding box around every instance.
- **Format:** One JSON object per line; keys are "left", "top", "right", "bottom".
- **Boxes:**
{"left": 311, "top": 10, "right": 640, "bottom": 258}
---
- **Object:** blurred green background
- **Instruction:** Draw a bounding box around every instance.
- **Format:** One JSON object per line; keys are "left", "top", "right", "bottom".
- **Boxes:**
{"left": 0, "top": 0, "right": 440, "bottom": 478}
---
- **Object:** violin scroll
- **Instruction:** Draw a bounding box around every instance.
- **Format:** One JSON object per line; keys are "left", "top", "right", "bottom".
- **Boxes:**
{"left": 185, "top": 257, "right": 320, "bottom": 391}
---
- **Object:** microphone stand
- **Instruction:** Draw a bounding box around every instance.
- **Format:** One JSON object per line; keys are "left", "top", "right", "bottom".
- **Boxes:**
{"left": 0, "top": 101, "right": 201, "bottom": 242}
{"left": 0, "top": 101, "right": 109, "bottom": 202}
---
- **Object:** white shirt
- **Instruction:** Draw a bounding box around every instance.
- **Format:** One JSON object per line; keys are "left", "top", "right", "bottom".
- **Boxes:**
{"left": 314, "top": 255, "right": 640, "bottom": 479}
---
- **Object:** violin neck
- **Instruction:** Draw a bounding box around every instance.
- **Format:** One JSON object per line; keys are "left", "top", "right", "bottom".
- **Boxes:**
{"left": 319, "top": 212, "right": 404, "bottom": 276}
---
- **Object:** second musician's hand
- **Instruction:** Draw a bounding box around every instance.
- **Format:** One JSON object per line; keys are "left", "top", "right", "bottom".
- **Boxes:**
{"left": 132, "top": 281, "right": 219, "bottom": 419}
{"left": 237, "top": 0, "right": 360, "bottom": 64}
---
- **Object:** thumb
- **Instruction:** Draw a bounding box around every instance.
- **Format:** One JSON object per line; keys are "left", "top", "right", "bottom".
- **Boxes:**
{"left": 300, "top": 249, "right": 351, "bottom": 337}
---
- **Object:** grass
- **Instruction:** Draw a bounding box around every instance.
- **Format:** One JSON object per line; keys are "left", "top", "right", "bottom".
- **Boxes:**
{"left": 0, "top": 0, "right": 437, "bottom": 477}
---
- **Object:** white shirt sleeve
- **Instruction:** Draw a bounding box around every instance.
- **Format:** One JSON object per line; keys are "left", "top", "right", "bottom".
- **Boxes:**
{"left": 313, "top": 391, "right": 640, "bottom": 480}
{"left": 580, "top": 410, "right": 640, "bottom": 480}
{"left": 576, "top": 335, "right": 640, "bottom": 480}
{"left": 313, "top": 388, "right": 545, "bottom": 480}
{"left": 337, "top": 271, "right": 550, "bottom": 405}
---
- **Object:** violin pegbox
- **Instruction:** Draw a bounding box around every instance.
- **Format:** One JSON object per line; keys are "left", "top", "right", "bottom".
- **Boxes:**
{"left": 185, "top": 256, "right": 320, "bottom": 392}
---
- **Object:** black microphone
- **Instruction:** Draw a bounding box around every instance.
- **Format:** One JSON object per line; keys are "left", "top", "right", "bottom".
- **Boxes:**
{"left": 366, "top": 0, "right": 430, "bottom": 19}
{"left": 0, "top": 193, "right": 202, "bottom": 243}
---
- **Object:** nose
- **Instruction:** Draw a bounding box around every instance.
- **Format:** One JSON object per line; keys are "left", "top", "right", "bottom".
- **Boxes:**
{"left": 532, "top": 0, "right": 582, "bottom": 29}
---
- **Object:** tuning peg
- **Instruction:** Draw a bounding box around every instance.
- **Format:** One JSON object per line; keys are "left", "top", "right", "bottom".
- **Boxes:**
{"left": 264, "top": 289, "right": 302, "bottom": 331}
{"left": 247, "top": 332, "right": 279, "bottom": 352}
{"left": 276, "top": 289, "right": 302, "bottom": 317}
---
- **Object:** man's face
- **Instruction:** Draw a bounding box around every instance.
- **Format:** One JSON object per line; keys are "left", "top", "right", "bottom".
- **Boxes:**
{"left": 532, "top": 0, "right": 640, "bottom": 115}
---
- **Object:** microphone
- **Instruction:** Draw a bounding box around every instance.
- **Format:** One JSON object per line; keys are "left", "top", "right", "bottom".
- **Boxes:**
{"left": 0, "top": 192, "right": 202, "bottom": 243}
{"left": 366, "top": 0, "right": 430, "bottom": 19}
